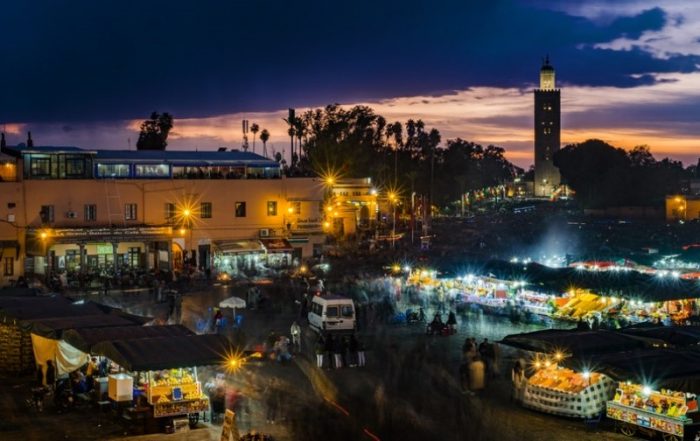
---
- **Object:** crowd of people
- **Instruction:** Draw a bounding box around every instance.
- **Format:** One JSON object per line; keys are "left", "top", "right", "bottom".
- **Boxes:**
{"left": 313, "top": 333, "right": 365, "bottom": 369}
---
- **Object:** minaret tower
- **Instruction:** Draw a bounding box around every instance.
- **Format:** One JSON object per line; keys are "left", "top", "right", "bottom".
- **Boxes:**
{"left": 534, "top": 55, "right": 561, "bottom": 197}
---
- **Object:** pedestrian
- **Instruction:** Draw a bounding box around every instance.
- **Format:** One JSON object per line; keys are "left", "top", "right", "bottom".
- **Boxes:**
{"left": 45, "top": 360, "right": 56, "bottom": 391}
{"left": 357, "top": 336, "right": 366, "bottom": 367}
{"left": 333, "top": 337, "right": 343, "bottom": 369}
{"left": 35, "top": 364, "right": 44, "bottom": 387}
{"left": 290, "top": 321, "right": 301, "bottom": 353}
{"left": 265, "top": 379, "right": 279, "bottom": 424}
{"left": 511, "top": 360, "right": 526, "bottom": 403}
{"left": 348, "top": 334, "right": 359, "bottom": 367}
{"left": 469, "top": 355, "right": 486, "bottom": 393}
{"left": 324, "top": 333, "right": 335, "bottom": 369}
{"left": 447, "top": 310, "right": 457, "bottom": 334}
{"left": 315, "top": 335, "right": 325, "bottom": 368}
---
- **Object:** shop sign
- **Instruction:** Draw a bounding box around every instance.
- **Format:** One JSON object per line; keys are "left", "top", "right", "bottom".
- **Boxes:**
{"left": 42, "top": 226, "right": 171, "bottom": 239}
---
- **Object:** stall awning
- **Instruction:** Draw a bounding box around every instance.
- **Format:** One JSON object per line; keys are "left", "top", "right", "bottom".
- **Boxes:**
{"left": 621, "top": 325, "right": 700, "bottom": 347}
{"left": 213, "top": 240, "right": 265, "bottom": 254}
{"left": 63, "top": 325, "right": 194, "bottom": 353}
{"left": 590, "top": 348, "right": 700, "bottom": 392}
{"left": 29, "top": 314, "right": 142, "bottom": 339}
{"left": 92, "top": 334, "right": 234, "bottom": 371}
{"left": 500, "top": 329, "right": 653, "bottom": 358}
{"left": 260, "top": 238, "right": 293, "bottom": 253}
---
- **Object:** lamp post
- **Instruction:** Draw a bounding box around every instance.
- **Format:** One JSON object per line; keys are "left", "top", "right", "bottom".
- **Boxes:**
{"left": 388, "top": 192, "right": 397, "bottom": 249}
{"left": 411, "top": 192, "right": 416, "bottom": 245}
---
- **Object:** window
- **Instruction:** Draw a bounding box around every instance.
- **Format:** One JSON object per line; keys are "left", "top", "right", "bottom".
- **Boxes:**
{"left": 30, "top": 158, "right": 51, "bottom": 177}
{"left": 96, "top": 163, "right": 130, "bottom": 178}
{"left": 291, "top": 201, "right": 301, "bottom": 215}
{"left": 200, "top": 202, "right": 212, "bottom": 219}
{"left": 124, "top": 204, "right": 137, "bottom": 221}
{"left": 134, "top": 164, "right": 170, "bottom": 177}
{"left": 235, "top": 202, "right": 246, "bottom": 218}
{"left": 84, "top": 204, "right": 97, "bottom": 221}
{"left": 128, "top": 247, "right": 140, "bottom": 267}
{"left": 267, "top": 201, "right": 277, "bottom": 216}
{"left": 341, "top": 305, "right": 354, "bottom": 318}
{"left": 326, "top": 306, "right": 339, "bottom": 317}
{"left": 165, "top": 203, "right": 176, "bottom": 220}
{"left": 40, "top": 205, "right": 54, "bottom": 223}
{"left": 3, "top": 257, "right": 13, "bottom": 276}
{"left": 65, "top": 156, "right": 85, "bottom": 177}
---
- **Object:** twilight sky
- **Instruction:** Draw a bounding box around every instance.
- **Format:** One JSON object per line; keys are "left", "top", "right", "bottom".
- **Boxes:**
{"left": 2, "top": 0, "right": 699, "bottom": 167}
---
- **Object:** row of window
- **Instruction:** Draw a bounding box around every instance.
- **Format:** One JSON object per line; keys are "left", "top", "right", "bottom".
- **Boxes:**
{"left": 26, "top": 155, "right": 281, "bottom": 180}
{"left": 39, "top": 201, "right": 286, "bottom": 223}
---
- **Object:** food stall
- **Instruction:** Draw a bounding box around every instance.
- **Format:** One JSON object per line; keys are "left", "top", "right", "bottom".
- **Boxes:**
{"left": 523, "top": 365, "right": 616, "bottom": 418}
{"left": 607, "top": 383, "right": 700, "bottom": 440}
{"left": 92, "top": 334, "right": 233, "bottom": 432}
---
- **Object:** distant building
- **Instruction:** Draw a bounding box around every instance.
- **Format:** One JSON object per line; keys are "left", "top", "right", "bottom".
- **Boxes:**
{"left": 325, "top": 178, "right": 378, "bottom": 236}
{"left": 666, "top": 195, "right": 700, "bottom": 222}
{"left": 534, "top": 56, "right": 561, "bottom": 197}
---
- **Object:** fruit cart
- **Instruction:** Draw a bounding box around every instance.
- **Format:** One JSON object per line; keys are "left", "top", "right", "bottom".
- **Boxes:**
{"left": 607, "top": 383, "right": 700, "bottom": 441}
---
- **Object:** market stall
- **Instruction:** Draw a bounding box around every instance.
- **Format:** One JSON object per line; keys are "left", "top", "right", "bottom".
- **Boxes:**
{"left": 92, "top": 334, "right": 233, "bottom": 427}
{"left": 607, "top": 383, "right": 700, "bottom": 440}
{"left": 523, "top": 365, "right": 616, "bottom": 418}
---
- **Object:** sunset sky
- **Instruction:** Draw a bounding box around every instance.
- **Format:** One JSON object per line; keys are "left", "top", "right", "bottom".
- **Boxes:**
{"left": 2, "top": 0, "right": 699, "bottom": 168}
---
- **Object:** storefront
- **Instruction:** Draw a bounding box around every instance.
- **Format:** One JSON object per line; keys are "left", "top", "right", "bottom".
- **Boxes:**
{"left": 260, "top": 238, "right": 293, "bottom": 269}
{"left": 212, "top": 240, "right": 266, "bottom": 277}
{"left": 25, "top": 227, "right": 173, "bottom": 278}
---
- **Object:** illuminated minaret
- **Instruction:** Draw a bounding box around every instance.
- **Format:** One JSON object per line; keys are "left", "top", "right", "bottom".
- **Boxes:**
{"left": 534, "top": 56, "right": 561, "bottom": 197}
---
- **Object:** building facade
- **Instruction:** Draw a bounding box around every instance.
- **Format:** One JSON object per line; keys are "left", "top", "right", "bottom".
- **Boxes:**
{"left": 534, "top": 56, "right": 561, "bottom": 197}
{"left": 0, "top": 142, "right": 325, "bottom": 286}
{"left": 666, "top": 195, "right": 700, "bottom": 222}
{"left": 325, "top": 178, "right": 378, "bottom": 237}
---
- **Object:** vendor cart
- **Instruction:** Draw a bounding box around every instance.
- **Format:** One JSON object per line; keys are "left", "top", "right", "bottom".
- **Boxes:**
{"left": 606, "top": 383, "right": 700, "bottom": 441}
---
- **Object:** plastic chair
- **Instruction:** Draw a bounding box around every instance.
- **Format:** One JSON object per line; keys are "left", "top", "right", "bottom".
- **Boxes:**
{"left": 234, "top": 315, "right": 244, "bottom": 328}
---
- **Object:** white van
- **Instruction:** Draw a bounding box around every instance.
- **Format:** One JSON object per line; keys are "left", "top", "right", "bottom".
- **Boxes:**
{"left": 308, "top": 295, "right": 356, "bottom": 333}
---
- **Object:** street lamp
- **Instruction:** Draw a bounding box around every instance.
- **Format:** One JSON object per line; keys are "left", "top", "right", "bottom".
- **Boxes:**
{"left": 388, "top": 191, "right": 397, "bottom": 249}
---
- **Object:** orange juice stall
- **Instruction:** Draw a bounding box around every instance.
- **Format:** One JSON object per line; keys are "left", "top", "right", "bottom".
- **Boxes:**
{"left": 92, "top": 334, "right": 233, "bottom": 431}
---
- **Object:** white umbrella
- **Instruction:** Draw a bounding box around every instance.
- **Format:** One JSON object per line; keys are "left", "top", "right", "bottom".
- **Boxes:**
{"left": 219, "top": 296, "right": 247, "bottom": 320}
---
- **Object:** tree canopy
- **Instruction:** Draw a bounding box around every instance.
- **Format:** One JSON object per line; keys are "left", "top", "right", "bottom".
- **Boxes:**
{"left": 136, "top": 112, "right": 173, "bottom": 150}
{"left": 554, "top": 139, "right": 687, "bottom": 208}
{"left": 286, "top": 104, "right": 519, "bottom": 210}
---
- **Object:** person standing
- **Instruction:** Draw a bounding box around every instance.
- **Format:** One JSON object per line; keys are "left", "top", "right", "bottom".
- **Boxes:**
{"left": 511, "top": 360, "right": 526, "bottom": 403}
{"left": 290, "top": 321, "right": 301, "bottom": 353}
{"left": 315, "top": 335, "right": 325, "bottom": 368}
{"left": 357, "top": 336, "right": 366, "bottom": 367}
{"left": 324, "top": 333, "right": 335, "bottom": 369}
{"left": 265, "top": 379, "right": 279, "bottom": 424}
{"left": 45, "top": 360, "right": 56, "bottom": 391}
{"left": 447, "top": 310, "right": 457, "bottom": 334}
{"left": 333, "top": 336, "right": 343, "bottom": 369}
{"left": 348, "top": 334, "right": 359, "bottom": 368}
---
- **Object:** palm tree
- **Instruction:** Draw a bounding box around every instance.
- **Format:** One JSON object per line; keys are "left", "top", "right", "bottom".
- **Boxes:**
{"left": 250, "top": 123, "right": 260, "bottom": 153}
{"left": 293, "top": 117, "right": 305, "bottom": 159}
{"left": 283, "top": 116, "right": 296, "bottom": 165}
{"left": 259, "top": 129, "right": 270, "bottom": 157}
{"left": 287, "top": 126, "right": 296, "bottom": 166}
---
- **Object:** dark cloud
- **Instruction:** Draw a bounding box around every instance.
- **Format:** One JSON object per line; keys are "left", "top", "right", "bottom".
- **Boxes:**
{"left": 0, "top": 0, "right": 692, "bottom": 123}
